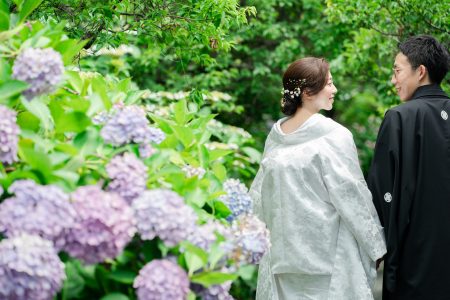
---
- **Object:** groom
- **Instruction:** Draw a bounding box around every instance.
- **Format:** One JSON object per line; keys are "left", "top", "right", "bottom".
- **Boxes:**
{"left": 368, "top": 35, "right": 450, "bottom": 300}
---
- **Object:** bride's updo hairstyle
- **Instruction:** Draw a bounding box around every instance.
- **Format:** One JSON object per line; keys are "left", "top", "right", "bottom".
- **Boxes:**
{"left": 281, "top": 57, "right": 330, "bottom": 116}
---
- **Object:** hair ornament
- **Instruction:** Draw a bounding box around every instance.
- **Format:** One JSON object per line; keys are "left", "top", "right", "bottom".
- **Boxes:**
{"left": 281, "top": 78, "right": 307, "bottom": 98}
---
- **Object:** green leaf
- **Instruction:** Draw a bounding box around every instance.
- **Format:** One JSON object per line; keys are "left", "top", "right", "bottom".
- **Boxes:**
{"left": 185, "top": 252, "right": 205, "bottom": 276}
{"left": 52, "top": 169, "right": 79, "bottom": 188}
{"left": 124, "top": 90, "right": 146, "bottom": 105}
{"left": 208, "top": 149, "right": 233, "bottom": 162}
{"left": 190, "top": 271, "right": 238, "bottom": 287}
{"left": 241, "top": 147, "right": 262, "bottom": 163}
{"left": 213, "top": 200, "right": 232, "bottom": 218}
{"left": 117, "top": 78, "right": 131, "bottom": 92}
{"left": 18, "top": 0, "right": 44, "bottom": 24}
{"left": 21, "top": 97, "right": 54, "bottom": 131}
{"left": 212, "top": 163, "right": 227, "bottom": 181}
{"left": 100, "top": 293, "right": 129, "bottom": 300}
{"left": 108, "top": 270, "right": 137, "bottom": 284}
{"left": 0, "top": 80, "right": 28, "bottom": 100}
{"left": 16, "top": 111, "right": 40, "bottom": 131}
{"left": 237, "top": 264, "right": 256, "bottom": 281}
{"left": 171, "top": 125, "right": 195, "bottom": 148}
{"left": 65, "top": 70, "right": 84, "bottom": 94}
{"left": 54, "top": 39, "right": 88, "bottom": 65}
{"left": 189, "top": 88, "right": 204, "bottom": 106}
{"left": 174, "top": 99, "right": 188, "bottom": 125}
{"left": 0, "top": 10, "right": 9, "bottom": 31}
{"left": 208, "top": 243, "right": 226, "bottom": 270}
{"left": 180, "top": 241, "right": 208, "bottom": 275}
{"left": 187, "top": 291, "right": 197, "bottom": 300}
{"left": 185, "top": 188, "right": 207, "bottom": 208}
{"left": 91, "top": 76, "right": 112, "bottom": 110}
{"left": 0, "top": 1, "right": 9, "bottom": 14}
{"left": 150, "top": 114, "right": 174, "bottom": 133}
{"left": 62, "top": 261, "right": 85, "bottom": 300}
{"left": 55, "top": 111, "right": 92, "bottom": 134}
{"left": 73, "top": 129, "right": 101, "bottom": 156}
{"left": 18, "top": 142, "right": 52, "bottom": 178}
{"left": 0, "top": 58, "right": 12, "bottom": 83}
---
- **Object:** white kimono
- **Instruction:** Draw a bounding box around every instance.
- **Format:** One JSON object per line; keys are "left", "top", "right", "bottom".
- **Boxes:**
{"left": 250, "top": 114, "right": 386, "bottom": 300}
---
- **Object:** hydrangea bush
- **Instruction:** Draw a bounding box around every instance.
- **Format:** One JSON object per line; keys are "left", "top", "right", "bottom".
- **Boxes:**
{"left": 0, "top": 180, "right": 76, "bottom": 250}
{"left": 0, "top": 234, "right": 66, "bottom": 300}
{"left": 0, "top": 5, "right": 268, "bottom": 300}
{"left": 64, "top": 185, "right": 136, "bottom": 264}
{"left": 0, "top": 105, "right": 20, "bottom": 164}
{"left": 12, "top": 48, "right": 64, "bottom": 100}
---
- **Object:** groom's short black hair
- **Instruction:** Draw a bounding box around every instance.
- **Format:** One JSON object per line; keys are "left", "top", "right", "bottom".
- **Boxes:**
{"left": 398, "top": 35, "right": 449, "bottom": 84}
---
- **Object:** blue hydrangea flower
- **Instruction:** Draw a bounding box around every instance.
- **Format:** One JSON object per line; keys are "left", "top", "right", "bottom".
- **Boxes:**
{"left": 231, "top": 215, "right": 270, "bottom": 265}
{"left": 134, "top": 259, "right": 189, "bottom": 300}
{"left": 132, "top": 189, "right": 197, "bottom": 247}
{"left": 106, "top": 152, "right": 148, "bottom": 204}
{"left": 219, "top": 179, "right": 253, "bottom": 221}
{"left": 64, "top": 185, "right": 136, "bottom": 264}
{"left": 12, "top": 48, "right": 64, "bottom": 99}
{"left": 0, "top": 180, "right": 76, "bottom": 250}
{"left": 0, "top": 234, "right": 65, "bottom": 300}
{"left": 100, "top": 105, "right": 165, "bottom": 147}
{"left": 0, "top": 105, "right": 20, "bottom": 164}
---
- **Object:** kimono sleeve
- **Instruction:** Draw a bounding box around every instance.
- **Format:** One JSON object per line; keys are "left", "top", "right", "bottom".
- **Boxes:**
{"left": 249, "top": 167, "right": 265, "bottom": 219}
{"left": 320, "top": 127, "right": 386, "bottom": 262}
{"left": 367, "top": 110, "right": 405, "bottom": 291}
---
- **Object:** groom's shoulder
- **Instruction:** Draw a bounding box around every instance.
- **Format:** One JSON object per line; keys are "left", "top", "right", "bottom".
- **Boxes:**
{"left": 389, "top": 99, "right": 425, "bottom": 116}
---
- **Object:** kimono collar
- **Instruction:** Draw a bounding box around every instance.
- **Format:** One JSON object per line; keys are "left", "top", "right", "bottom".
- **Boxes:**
{"left": 269, "top": 113, "right": 340, "bottom": 145}
{"left": 410, "top": 84, "right": 449, "bottom": 100}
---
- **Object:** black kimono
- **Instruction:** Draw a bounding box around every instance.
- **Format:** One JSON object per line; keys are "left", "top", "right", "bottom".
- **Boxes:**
{"left": 368, "top": 84, "right": 450, "bottom": 300}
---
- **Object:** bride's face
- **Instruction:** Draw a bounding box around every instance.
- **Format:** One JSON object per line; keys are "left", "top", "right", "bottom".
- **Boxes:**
{"left": 309, "top": 72, "right": 337, "bottom": 111}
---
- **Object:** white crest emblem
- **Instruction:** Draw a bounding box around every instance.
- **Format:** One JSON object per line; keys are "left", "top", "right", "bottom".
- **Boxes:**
{"left": 441, "top": 110, "right": 448, "bottom": 120}
{"left": 384, "top": 192, "right": 392, "bottom": 203}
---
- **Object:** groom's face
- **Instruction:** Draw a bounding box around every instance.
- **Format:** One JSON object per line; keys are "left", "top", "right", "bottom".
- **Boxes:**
{"left": 391, "top": 52, "right": 421, "bottom": 101}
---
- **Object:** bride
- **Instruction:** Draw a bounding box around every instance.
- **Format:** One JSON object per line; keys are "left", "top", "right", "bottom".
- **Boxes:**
{"left": 250, "top": 57, "right": 386, "bottom": 300}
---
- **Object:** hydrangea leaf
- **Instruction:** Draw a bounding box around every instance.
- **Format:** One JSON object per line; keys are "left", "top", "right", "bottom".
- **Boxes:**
{"left": 190, "top": 271, "right": 238, "bottom": 288}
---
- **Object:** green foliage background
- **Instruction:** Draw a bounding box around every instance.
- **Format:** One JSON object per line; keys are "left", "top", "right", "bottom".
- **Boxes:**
{"left": 1, "top": 0, "right": 449, "bottom": 299}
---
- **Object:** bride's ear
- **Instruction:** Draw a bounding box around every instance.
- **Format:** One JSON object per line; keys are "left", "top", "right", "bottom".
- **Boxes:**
{"left": 302, "top": 89, "right": 311, "bottom": 100}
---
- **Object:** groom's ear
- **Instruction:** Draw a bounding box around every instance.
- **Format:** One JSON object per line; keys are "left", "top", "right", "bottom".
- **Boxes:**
{"left": 417, "top": 65, "right": 429, "bottom": 82}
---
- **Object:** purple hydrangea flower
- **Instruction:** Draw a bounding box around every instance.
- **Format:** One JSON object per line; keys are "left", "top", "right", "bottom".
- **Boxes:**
{"left": 0, "top": 234, "right": 65, "bottom": 300}
{"left": 106, "top": 152, "right": 148, "bottom": 204}
{"left": 187, "top": 220, "right": 229, "bottom": 252}
{"left": 12, "top": 48, "right": 64, "bottom": 99}
{"left": 231, "top": 215, "right": 270, "bottom": 265}
{"left": 132, "top": 189, "right": 197, "bottom": 247}
{"left": 219, "top": 179, "right": 253, "bottom": 221}
{"left": 64, "top": 185, "right": 136, "bottom": 264}
{"left": 134, "top": 259, "right": 189, "bottom": 300}
{"left": 194, "top": 282, "right": 234, "bottom": 300}
{"left": 191, "top": 267, "right": 235, "bottom": 300}
{"left": 0, "top": 180, "right": 76, "bottom": 250}
{"left": 146, "top": 126, "right": 166, "bottom": 144}
{"left": 0, "top": 105, "right": 20, "bottom": 164}
{"left": 100, "top": 105, "right": 165, "bottom": 147}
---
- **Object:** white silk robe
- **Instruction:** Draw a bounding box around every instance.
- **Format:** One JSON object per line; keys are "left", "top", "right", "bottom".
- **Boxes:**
{"left": 250, "top": 114, "right": 386, "bottom": 300}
